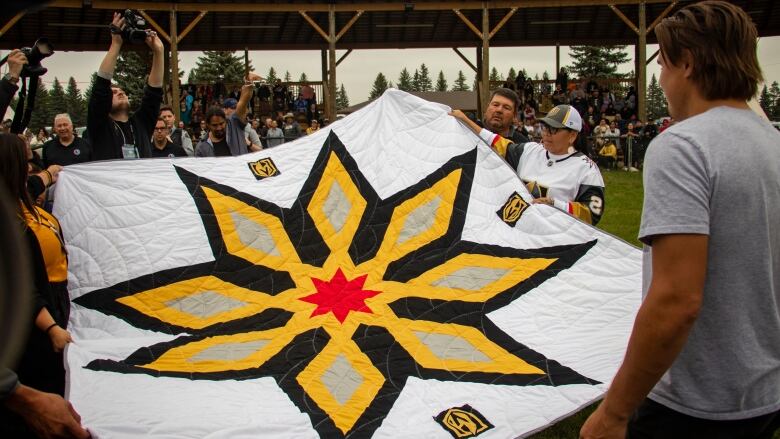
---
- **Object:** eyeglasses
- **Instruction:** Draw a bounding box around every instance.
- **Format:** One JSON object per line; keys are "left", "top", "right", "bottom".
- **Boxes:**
{"left": 540, "top": 123, "right": 562, "bottom": 135}
{"left": 154, "top": 127, "right": 168, "bottom": 132}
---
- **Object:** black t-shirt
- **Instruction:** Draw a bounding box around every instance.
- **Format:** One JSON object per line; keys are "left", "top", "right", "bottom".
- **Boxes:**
{"left": 150, "top": 141, "right": 187, "bottom": 158}
{"left": 213, "top": 139, "right": 231, "bottom": 157}
{"left": 42, "top": 136, "right": 92, "bottom": 167}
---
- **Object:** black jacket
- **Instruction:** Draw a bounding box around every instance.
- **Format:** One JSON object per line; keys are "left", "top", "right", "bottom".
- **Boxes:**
{"left": 87, "top": 76, "right": 162, "bottom": 160}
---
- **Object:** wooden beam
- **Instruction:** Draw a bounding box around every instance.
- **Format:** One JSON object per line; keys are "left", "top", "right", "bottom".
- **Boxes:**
{"left": 48, "top": 0, "right": 673, "bottom": 13}
{"left": 637, "top": 1, "right": 647, "bottom": 122}
{"left": 488, "top": 7, "right": 518, "bottom": 40}
{"left": 452, "top": 48, "right": 477, "bottom": 72}
{"left": 335, "top": 11, "right": 363, "bottom": 42}
{"left": 480, "top": 4, "right": 490, "bottom": 113}
{"left": 453, "top": 9, "right": 483, "bottom": 39}
{"left": 169, "top": 8, "right": 180, "bottom": 122}
{"left": 646, "top": 48, "right": 659, "bottom": 65}
{"left": 335, "top": 49, "right": 353, "bottom": 67}
{"left": 647, "top": 1, "right": 677, "bottom": 33}
{"left": 0, "top": 12, "right": 25, "bottom": 38}
{"left": 177, "top": 10, "right": 207, "bottom": 42}
{"left": 138, "top": 9, "right": 171, "bottom": 43}
{"left": 299, "top": 11, "right": 330, "bottom": 42}
{"left": 609, "top": 4, "right": 639, "bottom": 35}
{"left": 327, "top": 6, "right": 337, "bottom": 120}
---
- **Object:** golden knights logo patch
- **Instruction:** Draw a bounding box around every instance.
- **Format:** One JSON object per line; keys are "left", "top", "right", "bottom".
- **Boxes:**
{"left": 435, "top": 404, "right": 494, "bottom": 438}
{"left": 248, "top": 157, "right": 280, "bottom": 180}
{"left": 497, "top": 191, "right": 529, "bottom": 227}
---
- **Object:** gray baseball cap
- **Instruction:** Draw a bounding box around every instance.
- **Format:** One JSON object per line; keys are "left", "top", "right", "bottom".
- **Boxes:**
{"left": 539, "top": 104, "right": 582, "bottom": 132}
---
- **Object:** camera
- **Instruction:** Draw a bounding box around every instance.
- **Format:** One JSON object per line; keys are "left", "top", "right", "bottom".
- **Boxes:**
{"left": 19, "top": 38, "right": 53, "bottom": 77}
{"left": 112, "top": 9, "right": 150, "bottom": 44}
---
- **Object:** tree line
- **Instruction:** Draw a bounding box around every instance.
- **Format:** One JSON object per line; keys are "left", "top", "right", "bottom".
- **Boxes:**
{"left": 759, "top": 81, "right": 780, "bottom": 120}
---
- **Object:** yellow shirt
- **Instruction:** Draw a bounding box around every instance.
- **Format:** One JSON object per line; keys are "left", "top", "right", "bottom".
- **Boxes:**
{"left": 24, "top": 206, "right": 68, "bottom": 283}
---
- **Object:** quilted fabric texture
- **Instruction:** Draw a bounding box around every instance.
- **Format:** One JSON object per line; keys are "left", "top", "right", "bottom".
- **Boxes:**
{"left": 56, "top": 90, "right": 641, "bottom": 439}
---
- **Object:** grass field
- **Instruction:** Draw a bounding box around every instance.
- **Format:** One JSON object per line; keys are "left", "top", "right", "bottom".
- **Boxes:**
{"left": 527, "top": 170, "right": 780, "bottom": 439}
{"left": 529, "top": 169, "right": 643, "bottom": 439}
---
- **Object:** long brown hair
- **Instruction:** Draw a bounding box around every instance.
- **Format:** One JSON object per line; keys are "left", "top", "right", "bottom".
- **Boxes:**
{"left": 655, "top": 1, "right": 763, "bottom": 101}
{"left": 0, "top": 133, "right": 38, "bottom": 219}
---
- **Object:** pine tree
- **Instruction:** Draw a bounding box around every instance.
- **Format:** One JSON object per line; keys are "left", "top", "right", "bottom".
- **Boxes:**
{"left": 507, "top": 67, "right": 517, "bottom": 82}
{"left": 189, "top": 51, "right": 251, "bottom": 84}
{"left": 417, "top": 64, "right": 433, "bottom": 92}
{"left": 542, "top": 71, "right": 550, "bottom": 81}
{"left": 412, "top": 69, "right": 420, "bottom": 91}
{"left": 397, "top": 68, "right": 413, "bottom": 91}
{"left": 646, "top": 73, "right": 668, "bottom": 121}
{"left": 28, "top": 79, "right": 52, "bottom": 132}
{"left": 299, "top": 72, "right": 309, "bottom": 82}
{"left": 452, "top": 70, "right": 469, "bottom": 91}
{"left": 114, "top": 50, "right": 151, "bottom": 108}
{"left": 759, "top": 85, "right": 773, "bottom": 117}
{"left": 769, "top": 81, "right": 780, "bottom": 120}
{"left": 435, "top": 71, "right": 448, "bottom": 92}
{"left": 489, "top": 67, "right": 501, "bottom": 82}
{"left": 336, "top": 83, "right": 349, "bottom": 110}
{"left": 65, "top": 77, "right": 86, "bottom": 127}
{"left": 284, "top": 71, "right": 291, "bottom": 82}
{"left": 369, "top": 73, "right": 390, "bottom": 99}
{"left": 83, "top": 72, "right": 98, "bottom": 106}
{"left": 48, "top": 77, "right": 68, "bottom": 118}
{"left": 567, "top": 45, "right": 630, "bottom": 79}
{"left": 266, "top": 67, "right": 278, "bottom": 84}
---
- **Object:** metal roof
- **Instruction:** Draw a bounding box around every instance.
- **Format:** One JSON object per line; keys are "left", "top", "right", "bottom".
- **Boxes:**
{"left": 1, "top": 1, "right": 778, "bottom": 52}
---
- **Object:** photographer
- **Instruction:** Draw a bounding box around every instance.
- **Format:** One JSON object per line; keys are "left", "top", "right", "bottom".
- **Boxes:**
{"left": 0, "top": 50, "right": 26, "bottom": 119}
{"left": 87, "top": 11, "right": 164, "bottom": 160}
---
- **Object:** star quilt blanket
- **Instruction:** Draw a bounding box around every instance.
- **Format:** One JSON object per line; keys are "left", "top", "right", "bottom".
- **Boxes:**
{"left": 56, "top": 89, "right": 642, "bottom": 438}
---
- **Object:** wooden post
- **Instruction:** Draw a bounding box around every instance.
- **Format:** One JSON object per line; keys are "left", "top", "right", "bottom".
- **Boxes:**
{"left": 328, "top": 6, "right": 337, "bottom": 121}
{"left": 321, "top": 49, "right": 329, "bottom": 119}
{"left": 555, "top": 43, "right": 560, "bottom": 77}
{"left": 637, "top": 1, "right": 647, "bottom": 122}
{"left": 169, "top": 8, "right": 180, "bottom": 122}
{"left": 476, "top": 46, "right": 482, "bottom": 116}
{"left": 480, "top": 4, "right": 490, "bottom": 113}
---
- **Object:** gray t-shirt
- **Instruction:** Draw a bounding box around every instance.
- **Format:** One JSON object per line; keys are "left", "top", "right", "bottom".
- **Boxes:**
{"left": 639, "top": 106, "right": 780, "bottom": 420}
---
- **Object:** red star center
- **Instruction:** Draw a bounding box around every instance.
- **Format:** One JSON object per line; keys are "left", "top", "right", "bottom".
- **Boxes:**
{"left": 299, "top": 268, "right": 381, "bottom": 323}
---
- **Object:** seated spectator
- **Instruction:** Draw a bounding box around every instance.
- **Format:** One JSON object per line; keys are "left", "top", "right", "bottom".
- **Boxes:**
{"left": 598, "top": 140, "right": 617, "bottom": 170}
{"left": 306, "top": 119, "right": 320, "bottom": 135}
{"left": 42, "top": 114, "right": 92, "bottom": 167}
{"left": 607, "top": 120, "right": 621, "bottom": 150}
{"left": 281, "top": 113, "right": 301, "bottom": 141}
{"left": 266, "top": 120, "right": 284, "bottom": 147}
{"left": 294, "top": 94, "right": 308, "bottom": 115}
{"left": 30, "top": 128, "right": 48, "bottom": 151}
{"left": 523, "top": 103, "right": 536, "bottom": 123}
{"left": 593, "top": 119, "right": 610, "bottom": 145}
{"left": 622, "top": 122, "right": 641, "bottom": 170}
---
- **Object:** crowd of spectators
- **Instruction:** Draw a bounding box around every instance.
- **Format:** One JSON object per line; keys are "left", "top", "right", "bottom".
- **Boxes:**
{"left": 499, "top": 68, "right": 666, "bottom": 171}
{"left": 172, "top": 78, "right": 324, "bottom": 149}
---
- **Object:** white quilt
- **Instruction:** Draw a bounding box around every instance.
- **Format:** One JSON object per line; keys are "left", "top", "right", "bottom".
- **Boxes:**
{"left": 56, "top": 90, "right": 641, "bottom": 438}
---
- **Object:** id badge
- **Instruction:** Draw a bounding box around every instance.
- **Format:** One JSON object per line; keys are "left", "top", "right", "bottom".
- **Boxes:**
{"left": 121, "top": 144, "right": 139, "bottom": 159}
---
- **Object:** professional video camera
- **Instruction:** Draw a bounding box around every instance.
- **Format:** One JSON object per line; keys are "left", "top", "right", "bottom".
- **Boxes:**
{"left": 110, "top": 9, "right": 151, "bottom": 44}
{"left": 19, "top": 38, "right": 53, "bottom": 77}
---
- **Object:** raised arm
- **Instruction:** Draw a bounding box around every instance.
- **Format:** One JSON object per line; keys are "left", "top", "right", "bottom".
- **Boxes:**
{"left": 98, "top": 12, "right": 125, "bottom": 79}
{"left": 145, "top": 32, "right": 164, "bottom": 87}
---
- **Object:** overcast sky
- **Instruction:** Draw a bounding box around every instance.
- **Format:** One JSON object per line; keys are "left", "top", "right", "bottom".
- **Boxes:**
{"left": 7, "top": 36, "right": 780, "bottom": 105}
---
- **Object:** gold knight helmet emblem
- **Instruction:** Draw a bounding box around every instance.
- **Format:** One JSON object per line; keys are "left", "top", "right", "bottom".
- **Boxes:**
{"left": 435, "top": 405, "right": 494, "bottom": 438}
{"left": 497, "top": 192, "right": 529, "bottom": 227}
{"left": 248, "top": 158, "right": 280, "bottom": 180}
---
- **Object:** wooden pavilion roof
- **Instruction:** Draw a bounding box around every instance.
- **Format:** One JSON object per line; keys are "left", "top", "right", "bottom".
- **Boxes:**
{"left": 1, "top": 1, "right": 778, "bottom": 52}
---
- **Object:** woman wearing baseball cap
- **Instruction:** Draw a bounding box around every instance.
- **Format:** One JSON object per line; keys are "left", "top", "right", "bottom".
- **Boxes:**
{"left": 450, "top": 104, "right": 605, "bottom": 225}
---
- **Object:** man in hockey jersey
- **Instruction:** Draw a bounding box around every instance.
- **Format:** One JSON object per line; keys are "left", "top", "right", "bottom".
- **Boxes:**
{"left": 450, "top": 104, "right": 604, "bottom": 225}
